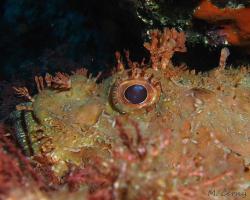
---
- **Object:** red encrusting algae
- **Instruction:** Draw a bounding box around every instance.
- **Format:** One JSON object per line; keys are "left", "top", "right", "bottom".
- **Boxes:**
{"left": 194, "top": 0, "right": 250, "bottom": 47}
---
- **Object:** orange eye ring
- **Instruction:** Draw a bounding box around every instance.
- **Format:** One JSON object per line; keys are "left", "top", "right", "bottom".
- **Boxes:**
{"left": 111, "top": 78, "right": 161, "bottom": 113}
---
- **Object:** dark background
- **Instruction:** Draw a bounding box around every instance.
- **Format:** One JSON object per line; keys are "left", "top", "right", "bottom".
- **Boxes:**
{"left": 0, "top": 0, "right": 146, "bottom": 80}
{"left": 0, "top": 0, "right": 249, "bottom": 81}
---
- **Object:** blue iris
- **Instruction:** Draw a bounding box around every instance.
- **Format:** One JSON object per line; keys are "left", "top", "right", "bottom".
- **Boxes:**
{"left": 124, "top": 84, "right": 147, "bottom": 104}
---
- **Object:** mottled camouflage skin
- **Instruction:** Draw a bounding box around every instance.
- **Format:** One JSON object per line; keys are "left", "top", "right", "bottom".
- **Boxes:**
{"left": 10, "top": 29, "right": 250, "bottom": 199}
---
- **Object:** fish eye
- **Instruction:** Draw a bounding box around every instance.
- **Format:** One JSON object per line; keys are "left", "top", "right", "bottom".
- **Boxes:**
{"left": 124, "top": 84, "right": 147, "bottom": 104}
{"left": 110, "top": 73, "right": 161, "bottom": 113}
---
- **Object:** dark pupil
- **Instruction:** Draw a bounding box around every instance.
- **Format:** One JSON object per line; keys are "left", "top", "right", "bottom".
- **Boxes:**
{"left": 124, "top": 84, "right": 147, "bottom": 104}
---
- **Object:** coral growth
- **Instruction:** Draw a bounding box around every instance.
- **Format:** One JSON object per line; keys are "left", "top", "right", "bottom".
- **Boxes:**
{"left": 2, "top": 28, "right": 250, "bottom": 199}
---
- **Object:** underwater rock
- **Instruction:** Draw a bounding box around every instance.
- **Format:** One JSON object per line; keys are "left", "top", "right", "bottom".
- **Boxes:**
{"left": 133, "top": 0, "right": 250, "bottom": 52}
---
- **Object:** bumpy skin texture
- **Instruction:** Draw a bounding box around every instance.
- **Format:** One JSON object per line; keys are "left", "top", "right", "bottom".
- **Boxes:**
{"left": 11, "top": 29, "right": 250, "bottom": 199}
